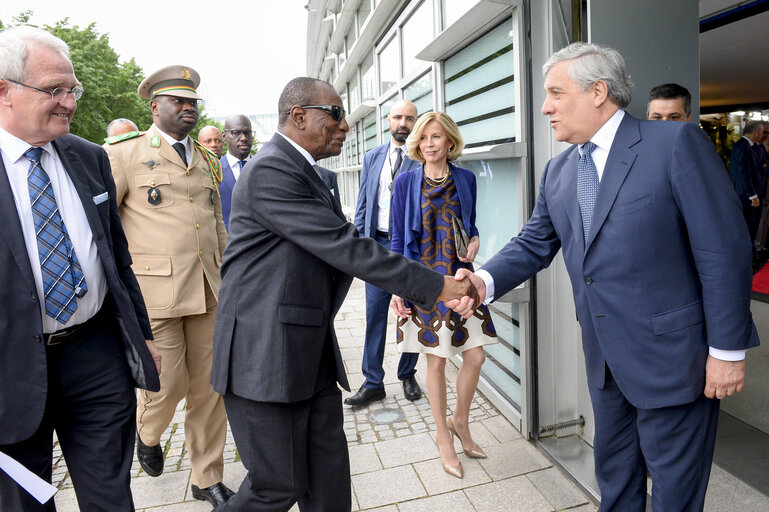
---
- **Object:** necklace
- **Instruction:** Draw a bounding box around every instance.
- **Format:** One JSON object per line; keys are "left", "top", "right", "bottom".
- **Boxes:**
{"left": 424, "top": 169, "right": 450, "bottom": 185}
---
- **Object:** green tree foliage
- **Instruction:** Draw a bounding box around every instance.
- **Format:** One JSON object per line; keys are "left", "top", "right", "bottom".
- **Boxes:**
{"left": 1, "top": 13, "right": 220, "bottom": 145}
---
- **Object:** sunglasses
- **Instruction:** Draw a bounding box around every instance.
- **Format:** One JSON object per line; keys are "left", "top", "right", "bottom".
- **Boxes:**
{"left": 292, "top": 105, "right": 346, "bottom": 122}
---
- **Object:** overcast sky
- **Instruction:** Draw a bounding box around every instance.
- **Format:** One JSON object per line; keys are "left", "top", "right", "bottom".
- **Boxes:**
{"left": 0, "top": 1, "right": 309, "bottom": 118}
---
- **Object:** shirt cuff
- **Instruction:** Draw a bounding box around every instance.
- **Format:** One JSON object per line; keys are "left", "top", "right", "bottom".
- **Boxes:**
{"left": 749, "top": 194, "right": 758, "bottom": 200}
{"left": 476, "top": 269, "right": 494, "bottom": 304}
{"left": 708, "top": 347, "right": 746, "bottom": 361}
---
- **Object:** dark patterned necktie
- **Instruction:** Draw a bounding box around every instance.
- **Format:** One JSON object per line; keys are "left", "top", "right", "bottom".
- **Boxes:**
{"left": 391, "top": 147, "right": 403, "bottom": 178}
{"left": 25, "top": 147, "right": 88, "bottom": 323}
{"left": 577, "top": 141, "right": 599, "bottom": 244}
{"left": 172, "top": 142, "right": 188, "bottom": 166}
{"left": 238, "top": 160, "right": 246, "bottom": 170}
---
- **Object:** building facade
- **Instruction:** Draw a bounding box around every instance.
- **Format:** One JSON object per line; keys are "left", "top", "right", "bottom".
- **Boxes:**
{"left": 306, "top": 0, "right": 768, "bottom": 502}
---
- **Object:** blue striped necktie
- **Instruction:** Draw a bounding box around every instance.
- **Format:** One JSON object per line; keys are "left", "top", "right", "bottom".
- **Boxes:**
{"left": 25, "top": 147, "right": 88, "bottom": 323}
{"left": 577, "top": 141, "right": 599, "bottom": 244}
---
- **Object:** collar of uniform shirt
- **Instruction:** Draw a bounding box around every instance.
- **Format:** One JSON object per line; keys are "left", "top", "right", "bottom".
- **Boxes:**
{"left": 276, "top": 131, "right": 317, "bottom": 167}
{"left": 581, "top": 108, "right": 625, "bottom": 181}
{"left": 155, "top": 126, "right": 191, "bottom": 162}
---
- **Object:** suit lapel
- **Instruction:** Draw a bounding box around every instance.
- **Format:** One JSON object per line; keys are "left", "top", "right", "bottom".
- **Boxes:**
{"left": 52, "top": 138, "right": 108, "bottom": 249}
{"left": 272, "top": 134, "right": 344, "bottom": 219}
{"left": 0, "top": 157, "right": 36, "bottom": 288}
{"left": 562, "top": 148, "right": 584, "bottom": 250}
{"left": 585, "top": 115, "right": 640, "bottom": 252}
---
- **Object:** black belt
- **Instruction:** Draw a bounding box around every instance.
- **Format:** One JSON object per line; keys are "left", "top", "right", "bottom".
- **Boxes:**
{"left": 375, "top": 229, "right": 390, "bottom": 239}
{"left": 44, "top": 309, "right": 104, "bottom": 346}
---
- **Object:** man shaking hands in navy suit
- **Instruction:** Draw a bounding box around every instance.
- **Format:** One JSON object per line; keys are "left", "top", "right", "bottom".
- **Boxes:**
{"left": 450, "top": 43, "right": 758, "bottom": 511}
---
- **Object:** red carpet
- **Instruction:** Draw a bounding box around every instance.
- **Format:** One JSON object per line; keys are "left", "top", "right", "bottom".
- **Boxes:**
{"left": 752, "top": 262, "right": 769, "bottom": 299}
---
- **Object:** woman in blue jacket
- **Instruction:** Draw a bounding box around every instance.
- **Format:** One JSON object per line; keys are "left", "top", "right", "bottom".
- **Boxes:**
{"left": 391, "top": 111, "right": 497, "bottom": 479}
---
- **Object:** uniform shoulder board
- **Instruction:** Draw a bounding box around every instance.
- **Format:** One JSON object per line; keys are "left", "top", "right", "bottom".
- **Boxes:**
{"left": 194, "top": 140, "right": 223, "bottom": 184}
{"left": 104, "top": 130, "right": 143, "bottom": 145}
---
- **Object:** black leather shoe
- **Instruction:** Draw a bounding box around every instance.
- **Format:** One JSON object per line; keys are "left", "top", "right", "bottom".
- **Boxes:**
{"left": 192, "top": 482, "right": 235, "bottom": 507}
{"left": 344, "top": 385, "right": 385, "bottom": 406}
{"left": 402, "top": 375, "right": 422, "bottom": 401}
{"left": 136, "top": 436, "right": 163, "bottom": 477}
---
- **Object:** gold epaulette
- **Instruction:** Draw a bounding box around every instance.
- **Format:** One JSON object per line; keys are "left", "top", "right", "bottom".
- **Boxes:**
{"left": 104, "top": 130, "right": 142, "bottom": 144}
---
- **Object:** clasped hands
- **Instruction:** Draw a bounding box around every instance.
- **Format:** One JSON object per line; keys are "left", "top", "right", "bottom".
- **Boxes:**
{"left": 391, "top": 269, "right": 485, "bottom": 319}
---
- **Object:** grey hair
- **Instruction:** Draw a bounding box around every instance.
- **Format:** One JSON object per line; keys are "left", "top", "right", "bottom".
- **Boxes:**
{"left": 0, "top": 26, "right": 70, "bottom": 83}
{"left": 543, "top": 42, "right": 633, "bottom": 108}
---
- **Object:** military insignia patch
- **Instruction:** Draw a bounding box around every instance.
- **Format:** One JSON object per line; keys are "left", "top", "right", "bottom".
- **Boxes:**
{"left": 150, "top": 136, "right": 161, "bottom": 147}
{"left": 141, "top": 159, "right": 160, "bottom": 170}
{"left": 147, "top": 186, "right": 161, "bottom": 205}
{"left": 182, "top": 68, "right": 191, "bottom": 80}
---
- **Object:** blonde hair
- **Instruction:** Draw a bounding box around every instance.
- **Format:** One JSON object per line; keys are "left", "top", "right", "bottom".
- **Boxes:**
{"left": 406, "top": 111, "right": 464, "bottom": 164}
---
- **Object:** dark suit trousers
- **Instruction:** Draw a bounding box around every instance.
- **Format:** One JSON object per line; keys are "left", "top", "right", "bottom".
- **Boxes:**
{"left": 0, "top": 312, "right": 137, "bottom": 512}
{"left": 589, "top": 367, "right": 719, "bottom": 512}
{"left": 218, "top": 383, "right": 351, "bottom": 512}
{"left": 362, "top": 234, "right": 418, "bottom": 389}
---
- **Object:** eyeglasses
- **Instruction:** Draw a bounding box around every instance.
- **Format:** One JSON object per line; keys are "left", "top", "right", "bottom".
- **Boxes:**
{"left": 292, "top": 105, "right": 346, "bottom": 122}
{"left": 223, "top": 129, "right": 254, "bottom": 138}
{"left": 4, "top": 78, "right": 84, "bottom": 101}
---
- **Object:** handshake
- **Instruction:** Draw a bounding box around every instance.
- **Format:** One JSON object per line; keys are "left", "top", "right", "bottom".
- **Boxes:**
{"left": 391, "top": 269, "right": 486, "bottom": 319}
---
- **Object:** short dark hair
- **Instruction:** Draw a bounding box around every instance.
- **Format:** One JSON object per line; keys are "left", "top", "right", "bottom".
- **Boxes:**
{"left": 744, "top": 120, "right": 763, "bottom": 135}
{"left": 648, "top": 83, "right": 691, "bottom": 116}
{"left": 278, "top": 77, "right": 328, "bottom": 126}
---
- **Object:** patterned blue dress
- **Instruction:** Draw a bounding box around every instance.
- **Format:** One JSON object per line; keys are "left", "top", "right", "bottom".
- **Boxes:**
{"left": 396, "top": 173, "right": 497, "bottom": 357}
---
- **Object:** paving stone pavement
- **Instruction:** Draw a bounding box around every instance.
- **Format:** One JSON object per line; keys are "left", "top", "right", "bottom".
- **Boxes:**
{"left": 52, "top": 278, "right": 597, "bottom": 511}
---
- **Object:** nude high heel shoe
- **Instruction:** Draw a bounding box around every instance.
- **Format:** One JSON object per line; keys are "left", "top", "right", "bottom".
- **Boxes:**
{"left": 438, "top": 431, "right": 463, "bottom": 478}
{"left": 447, "top": 417, "right": 487, "bottom": 459}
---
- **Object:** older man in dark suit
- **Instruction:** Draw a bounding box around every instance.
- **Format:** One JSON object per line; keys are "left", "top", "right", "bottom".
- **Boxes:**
{"left": 451, "top": 43, "right": 758, "bottom": 511}
{"left": 730, "top": 120, "right": 767, "bottom": 252}
{"left": 0, "top": 26, "right": 160, "bottom": 511}
{"left": 211, "top": 77, "right": 476, "bottom": 511}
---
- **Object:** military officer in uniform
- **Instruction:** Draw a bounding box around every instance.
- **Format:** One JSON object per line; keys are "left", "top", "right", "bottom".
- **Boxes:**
{"left": 103, "top": 65, "right": 233, "bottom": 508}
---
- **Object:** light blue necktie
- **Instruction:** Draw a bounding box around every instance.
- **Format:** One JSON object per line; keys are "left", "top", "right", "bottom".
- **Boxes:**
{"left": 25, "top": 147, "right": 88, "bottom": 323}
{"left": 577, "top": 141, "right": 599, "bottom": 244}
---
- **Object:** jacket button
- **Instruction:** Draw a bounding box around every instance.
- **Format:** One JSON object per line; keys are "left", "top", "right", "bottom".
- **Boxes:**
{"left": 199, "top": 250, "right": 204, "bottom": 256}
{"left": 585, "top": 277, "right": 593, "bottom": 285}
{"left": 31, "top": 294, "right": 37, "bottom": 302}
{"left": 189, "top": 197, "right": 194, "bottom": 202}
{"left": 186, "top": 171, "right": 190, "bottom": 176}
{"left": 195, "top": 224, "right": 200, "bottom": 229}
{"left": 34, "top": 335, "right": 42, "bottom": 343}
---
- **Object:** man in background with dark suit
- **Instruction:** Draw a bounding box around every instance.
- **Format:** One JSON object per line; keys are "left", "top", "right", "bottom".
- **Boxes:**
{"left": 220, "top": 114, "right": 254, "bottom": 230}
{"left": 0, "top": 26, "right": 160, "bottom": 511}
{"left": 646, "top": 82, "right": 691, "bottom": 122}
{"left": 348, "top": 99, "right": 423, "bottom": 407}
{"left": 451, "top": 43, "right": 758, "bottom": 511}
{"left": 730, "top": 120, "right": 767, "bottom": 256}
{"left": 211, "top": 77, "right": 477, "bottom": 511}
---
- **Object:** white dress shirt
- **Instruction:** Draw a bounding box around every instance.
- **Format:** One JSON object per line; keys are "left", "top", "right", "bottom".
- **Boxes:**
{"left": 476, "top": 110, "right": 744, "bottom": 361}
{"left": 156, "top": 127, "right": 191, "bottom": 164}
{"left": 0, "top": 127, "right": 107, "bottom": 332}
{"left": 376, "top": 142, "right": 405, "bottom": 232}
{"left": 226, "top": 152, "right": 248, "bottom": 181}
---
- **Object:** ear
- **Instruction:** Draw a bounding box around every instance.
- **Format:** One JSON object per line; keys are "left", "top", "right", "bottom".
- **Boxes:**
{"left": 0, "top": 80, "right": 13, "bottom": 106}
{"left": 592, "top": 80, "right": 609, "bottom": 107}
{"left": 149, "top": 99, "right": 159, "bottom": 116}
{"left": 288, "top": 106, "right": 307, "bottom": 130}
